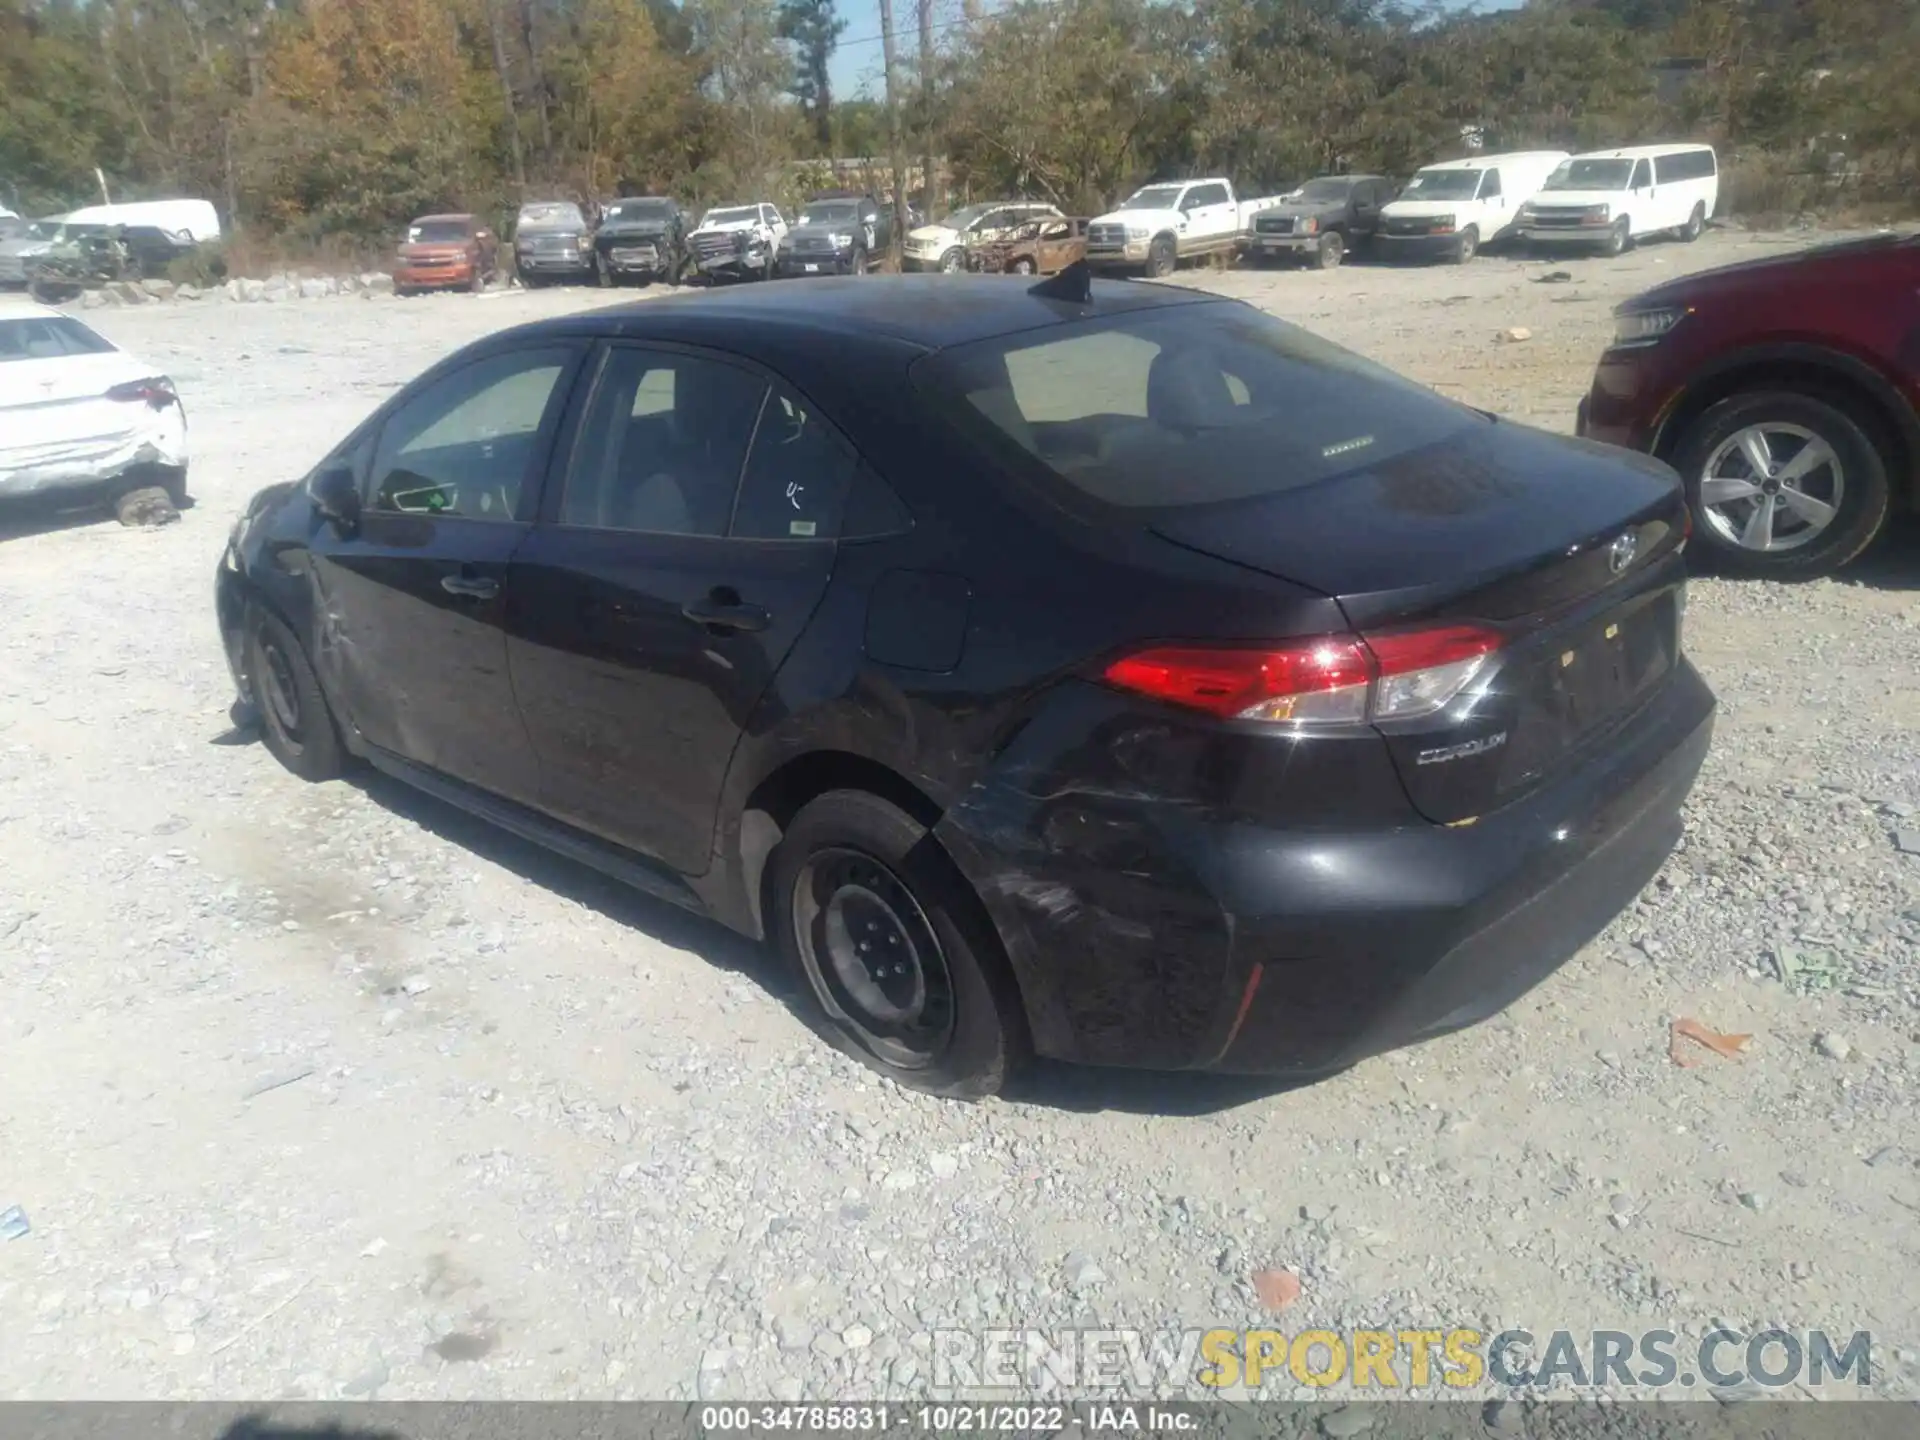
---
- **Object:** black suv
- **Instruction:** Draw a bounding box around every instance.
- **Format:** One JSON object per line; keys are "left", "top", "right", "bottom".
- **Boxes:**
{"left": 779, "top": 192, "right": 891, "bottom": 277}
{"left": 594, "top": 196, "right": 688, "bottom": 286}
{"left": 1248, "top": 175, "right": 1396, "bottom": 269}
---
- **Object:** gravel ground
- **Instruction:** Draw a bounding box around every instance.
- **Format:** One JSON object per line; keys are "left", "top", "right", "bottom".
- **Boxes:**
{"left": 2, "top": 226, "right": 1917, "bottom": 1407}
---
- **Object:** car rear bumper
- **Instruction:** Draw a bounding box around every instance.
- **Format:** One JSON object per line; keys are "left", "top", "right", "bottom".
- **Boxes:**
{"left": 0, "top": 407, "right": 189, "bottom": 500}
{"left": 936, "top": 660, "right": 1715, "bottom": 1075}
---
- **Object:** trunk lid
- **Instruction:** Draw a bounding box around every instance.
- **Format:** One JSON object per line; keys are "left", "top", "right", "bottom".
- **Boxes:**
{"left": 0, "top": 353, "right": 151, "bottom": 450}
{"left": 1150, "top": 423, "right": 1690, "bottom": 823}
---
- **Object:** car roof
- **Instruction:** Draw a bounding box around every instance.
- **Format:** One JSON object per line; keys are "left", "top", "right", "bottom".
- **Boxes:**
{"left": 1571, "top": 143, "right": 1715, "bottom": 160}
{"left": 525, "top": 273, "right": 1216, "bottom": 352}
{"left": 1420, "top": 151, "right": 1568, "bottom": 170}
{"left": 413, "top": 213, "right": 475, "bottom": 224}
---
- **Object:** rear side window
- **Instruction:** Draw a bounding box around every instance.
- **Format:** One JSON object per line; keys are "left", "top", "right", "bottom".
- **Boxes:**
{"left": 731, "top": 388, "right": 858, "bottom": 540}
{"left": 0, "top": 316, "right": 116, "bottom": 361}
{"left": 1187, "top": 184, "right": 1231, "bottom": 207}
{"left": 915, "top": 303, "right": 1479, "bottom": 512}
{"left": 1655, "top": 149, "right": 1716, "bottom": 182}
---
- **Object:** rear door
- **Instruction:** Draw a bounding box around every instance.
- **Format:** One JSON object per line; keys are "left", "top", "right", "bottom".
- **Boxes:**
{"left": 306, "top": 344, "right": 582, "bottom": 804}
{"left": 507, "top": 342, "right": 854, "bottom": 873}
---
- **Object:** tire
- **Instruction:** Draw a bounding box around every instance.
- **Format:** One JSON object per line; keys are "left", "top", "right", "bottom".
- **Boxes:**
{"left": 769, "top": 790, "right": 1028, "bottom": 1098}
{"left": 1680, "top": 203, "right": 1706, "bottom": 243}
{"left": 1317, "top": 231, "right": 1345, "bottom": 269}
{"left": 1145, "top": 234, "right": 1177, "bottom": 279}
{"left": 1673, "top": 389, "right": 1892, "bottom": 578}
{"left": 850, "top": 246, "right": 868, "bottom": 275}
{"left": 1452, "top": 227, "right": 1478, "bottom": 264}
{"left": 596, "top": 256, "right": 614, "bottom": 288}
{"left": 939, "top": 247, "right": 965, "bottom": 274}
{"left": 1602, "top": 218, "right": 1630, "bottom": 258}
{"left": 244, "top": 603, "right": 348, "bottom": 782}
{"left": 1011, "top": 257, "right": 1035, "bottom": 275}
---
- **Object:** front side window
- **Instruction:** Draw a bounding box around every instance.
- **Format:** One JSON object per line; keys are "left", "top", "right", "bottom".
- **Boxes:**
{"left": 916, "top": 303, "right": 1479, "bottom": 513}
{"left": 558, "top": 347, "right": 768, "bottom": 536}
{"left": 1631, "top": 159, "right": 1654, "bottom": 189}
{"left": 1477, "top": 168, "right": 1502, "bottom": 199}
{"left": 368, "top": 349, "right": 570, "bottom": 519}
{"left": 1188, "top": 183, "right": 1231, "bottom": 208}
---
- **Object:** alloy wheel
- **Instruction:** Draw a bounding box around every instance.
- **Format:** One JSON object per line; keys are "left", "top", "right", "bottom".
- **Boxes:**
{"left": 1699, "top": 422, "right": 1845, "bottom": 553}
{"left": 792, "top": 847, "right": 956, "bottom": 1069}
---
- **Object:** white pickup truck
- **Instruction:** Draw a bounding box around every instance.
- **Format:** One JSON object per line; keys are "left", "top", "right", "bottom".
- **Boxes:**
{"left": 1085, "top": 178, "right": 1289, "bottom": 278}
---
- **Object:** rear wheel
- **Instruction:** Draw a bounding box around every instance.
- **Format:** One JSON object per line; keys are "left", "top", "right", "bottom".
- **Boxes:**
{"left": 1680, "top": 203, "right": 1706, "bottom": 243}
{"left": 245, "top": 603, "right": 348, "bottom": 782}
{"left": 1317, "top": 231, "right": 1346, "bottom": 269}
{"left": 1673, "top": 390, "right": 1891, "bottom": 578}
{"left": 1145, "top": 234, "right": 1177, "bottom": 278}
{"left": 939, "top": 247, "right": 965, "bottom": 274}
{"left": 1011, "top": 256, "right": 1035, "bottom": 275}
{"left": 770, "top": 790, "right": 1027, "bottom": 1098}
{"left": 1452, "top": 226, "right": 1478, "bottom": 264}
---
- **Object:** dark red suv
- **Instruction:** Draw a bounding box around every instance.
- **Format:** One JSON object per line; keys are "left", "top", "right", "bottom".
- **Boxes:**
{"left": 1578, "top": 233, "right": 1920, "bottom": 577}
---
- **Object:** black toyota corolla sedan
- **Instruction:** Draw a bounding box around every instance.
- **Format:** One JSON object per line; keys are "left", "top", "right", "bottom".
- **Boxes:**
{"left": 217, "top": 268, "right": 1714, "bottom": 1097}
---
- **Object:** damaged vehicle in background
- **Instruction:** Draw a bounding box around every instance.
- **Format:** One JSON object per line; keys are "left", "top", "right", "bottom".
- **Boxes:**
{"left": 779, "top": 193, "right": 890, "bottom": 277}
{"left": 0, "top": 216, "right": 66, "bottom": 289}
{"left": 904, "top": 202, "right": 1062, "bottom": 273}
{"left": 594, "top": 197, "right": 689, "bottom": 286}
{"left": 687, "top": 203, "right": 787, "bottom": 283}
{"left": 393, "top": 213, "right": 499, "bottom": 295}
{"left": 513, "top": 201, "right": 596, "bottom": 288}
{"left": 968, "top": 216, "right": 1088, "bottom": 275}
{"left": 1, "top": 297, "right": 188, "bottom": 522}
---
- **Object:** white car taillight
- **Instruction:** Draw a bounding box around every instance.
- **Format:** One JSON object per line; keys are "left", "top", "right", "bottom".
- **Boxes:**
{"left": 1102, "top": 624, "right": 1502, "bottom": 729}
{"left": 107, "top": 376, "right": 178, "bottom": 409}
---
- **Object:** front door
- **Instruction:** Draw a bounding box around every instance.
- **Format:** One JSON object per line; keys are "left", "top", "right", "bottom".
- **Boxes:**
{"left": 308, "top": 344, "right": 580, "bottom": 804}
{"left": 508, "top": 343, "right": 853, "bottom": 874}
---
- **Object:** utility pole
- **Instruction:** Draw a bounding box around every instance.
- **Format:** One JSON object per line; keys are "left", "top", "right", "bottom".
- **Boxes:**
{"left": 917, "top": 0, "right": 937, "bottom": 220}
{"left": 878, "top": 0, "right": 908, "bottom": 262}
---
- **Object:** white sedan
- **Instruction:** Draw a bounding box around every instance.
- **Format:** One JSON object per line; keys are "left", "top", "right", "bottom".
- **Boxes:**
{"left": 0, "top": 297, "right": 188, "bottom": 511}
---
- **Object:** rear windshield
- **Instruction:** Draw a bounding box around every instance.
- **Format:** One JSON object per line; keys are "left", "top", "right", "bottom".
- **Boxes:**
{"left": 914, "top": 303, "right": 1478, "bottom": 512}
{"left": 0, "top": 315, "right": 117, "bottom": 362}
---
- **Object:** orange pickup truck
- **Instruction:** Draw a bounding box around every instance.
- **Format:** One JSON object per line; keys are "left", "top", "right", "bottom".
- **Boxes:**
{"left": 393, "top": 213, "right": 498, "bottom": 295}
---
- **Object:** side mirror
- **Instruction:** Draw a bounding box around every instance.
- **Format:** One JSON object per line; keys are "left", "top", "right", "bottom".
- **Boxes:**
{"left": 311, "top": 463, "right": 361, "bottom": 537}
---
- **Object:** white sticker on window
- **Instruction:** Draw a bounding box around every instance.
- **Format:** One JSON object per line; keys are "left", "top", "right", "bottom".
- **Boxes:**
{"left": 790, "top": 519, "right": 818, "bottom": 537}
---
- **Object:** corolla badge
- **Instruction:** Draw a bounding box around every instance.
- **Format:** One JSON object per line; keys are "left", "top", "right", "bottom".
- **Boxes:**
{"left": 1607, "top": 532, "right": 1638, "bottom": 575}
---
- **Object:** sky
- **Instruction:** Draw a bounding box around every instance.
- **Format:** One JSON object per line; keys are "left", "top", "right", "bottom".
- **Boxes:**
{"left": 826, "top": 0, "right": 1525, "bottom": 108}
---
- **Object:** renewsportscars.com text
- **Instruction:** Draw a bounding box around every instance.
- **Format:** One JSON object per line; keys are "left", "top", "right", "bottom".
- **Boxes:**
{"left": 927, "top": 1327, "right": 1874, "bottom": 1394}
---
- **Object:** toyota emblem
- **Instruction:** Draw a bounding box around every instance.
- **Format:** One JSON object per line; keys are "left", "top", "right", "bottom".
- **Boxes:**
{"left": 1607, "top": 532, "right": 1638, "bottom": 575}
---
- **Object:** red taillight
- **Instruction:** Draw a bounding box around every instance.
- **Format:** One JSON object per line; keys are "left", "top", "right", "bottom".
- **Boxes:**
{"left": 107, "top": 377, "right": 177, "bottom": 409}
{"left": 1102, "top": 624, "right": 1501, "bottom": 727}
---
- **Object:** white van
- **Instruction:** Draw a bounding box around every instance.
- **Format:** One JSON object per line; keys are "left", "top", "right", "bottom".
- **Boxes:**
{"left": 1517, "top": 144, "right": 1718, "bottom": 255}
{"left": 62, "top": 199, "right": 221, "bottom": 243}
{"left": 1375, "top": 150, "right": 1570, "bottom": 264}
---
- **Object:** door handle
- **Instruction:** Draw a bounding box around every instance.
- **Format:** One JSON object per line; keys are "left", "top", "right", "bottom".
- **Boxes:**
{"left": 682, "top": 590, "right": 770, "bottom": 633}
{"left": 441, "top": 574, "right": 499, "bottom": 600}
